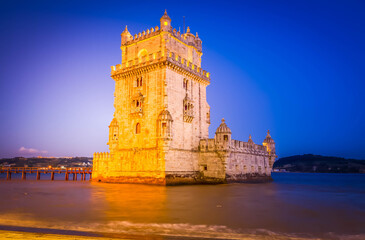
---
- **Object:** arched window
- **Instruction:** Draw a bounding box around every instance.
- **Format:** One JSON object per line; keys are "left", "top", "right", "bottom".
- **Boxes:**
{"left": 136, "top": 123, "right": 141, "bottom": 134}
{"left": 162, "top": 122, "right": 167, "bottom": 136}
{"left": 136, "top": 100, "right": 139, "bottom": 107}
{"left": 136, "top": 77, "right": 143, "bottom": 87}
{"left": 138, "top": 49, "right": 148, "bottom": 59}
{"left": 183, "top": 79, "right": 188, "bottom": 91}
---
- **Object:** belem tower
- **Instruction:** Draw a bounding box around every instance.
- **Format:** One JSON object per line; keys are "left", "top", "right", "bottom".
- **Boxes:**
{"left": 92, "top": 11, "right": 277, "bottom": 185}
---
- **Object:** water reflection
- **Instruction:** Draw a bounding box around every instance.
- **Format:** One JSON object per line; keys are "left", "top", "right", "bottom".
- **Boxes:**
{"left": 90, "top": 182, "right": 167, "bottom": 223}
{"left": 0, "top": 173, "right": 364, "bottom": 239}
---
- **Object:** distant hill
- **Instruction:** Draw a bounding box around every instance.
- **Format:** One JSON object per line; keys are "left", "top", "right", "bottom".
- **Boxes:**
{"left": 273, "top": 154, "right": 365, "bottom": 173}
{"left": 0, "top": 157, "right": 92, "bottom": 168}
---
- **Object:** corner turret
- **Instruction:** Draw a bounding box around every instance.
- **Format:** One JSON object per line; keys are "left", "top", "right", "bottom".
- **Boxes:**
{"left": 182, "top": 26, "right": 195, "bottom": 44}
{"left": 215, "top": 118, "right": 232, "bottom": 149}
{"left": 107, "top": 118, "right": 119, "bottom": 152}
{"left": 195, "top": 32, "right": 202, "bottom": 51}
{"left": 160, "top": 10, "right": 172, "bottom": 32}
{"left": 263, "top": 130, "right": 275, "bottom": 154}
{"left": 248, "top": 134, "right": 254, "bottom": 145}
{"left": 121, "top": 25, "right": 133, "bottom": 45}
{"left": 263, "top": 130, "right": 277, "bottom": 168}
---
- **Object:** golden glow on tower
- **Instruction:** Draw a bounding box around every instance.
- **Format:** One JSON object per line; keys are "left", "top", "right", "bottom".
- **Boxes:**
{"left": 92, "top": 10, "right": 276, "bottom": 185}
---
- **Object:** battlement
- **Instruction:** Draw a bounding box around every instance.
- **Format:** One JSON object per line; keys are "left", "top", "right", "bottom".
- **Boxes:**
{"left": 121, "top": 25, "right": 202, "bottom": 52}
{"left": 170, "top": 28, "right": 202, "bottom": 52}
{"left": 199, "top": 138, "right": 270, "bottom": 156}
{"left": 93, "top": 152, "right": 111, "bottom": 161}
{"left": 111, "top": 50, "right": 210, "bottom": 82}
{"left": 122, "top": 26, "right": 160, "bottom": 46}
{"left": 92, "top": 152, "right": 111, "bottom": 176}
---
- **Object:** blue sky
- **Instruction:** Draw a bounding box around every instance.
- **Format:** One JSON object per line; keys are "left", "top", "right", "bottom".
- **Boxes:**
{"left": 0, "top": 0, "right": 364, "bottom": 159}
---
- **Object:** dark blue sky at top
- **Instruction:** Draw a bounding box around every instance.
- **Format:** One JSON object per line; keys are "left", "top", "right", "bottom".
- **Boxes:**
{"left": 0, "top": 0, "right": 364, "bottom": 159}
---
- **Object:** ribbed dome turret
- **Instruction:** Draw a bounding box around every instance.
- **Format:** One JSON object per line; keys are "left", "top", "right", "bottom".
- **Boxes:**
{"left": 158, "top": 109, "right": 173, "bottom": 121}
{"left": 160, "top": 9, "right": 171, "bottom": 21}
{"left": 215, "top": 118, "right": 231, "bottom": 134}
{"left": 121, "top": 25, "right": 130, "bottom": 35}
{"left": 248, "top": 135, "right": 254, "bottom": 144}
{"left": 109, "top": 118, "right": 118, "bottom": 127}
{"left": 263, "top": 130, "right": 275, "bottom": 144}
{"left": 121, "top": 25, "right": 133, "bottom": 45}
{"left": 160, "top": 10, "right": 172, "bottom": 31}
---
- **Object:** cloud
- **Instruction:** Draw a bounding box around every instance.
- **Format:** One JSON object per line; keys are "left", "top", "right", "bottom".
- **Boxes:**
{"left": 19, "top": 147, "right": 48, "bottom": 155}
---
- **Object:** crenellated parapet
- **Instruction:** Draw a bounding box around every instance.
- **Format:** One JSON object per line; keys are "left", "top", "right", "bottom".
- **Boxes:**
{"left": 110, "top": 50, "right": 210, "bottom": 84}
{"left": 199, "top": 138, "right": 270, "bottom": 157}
{"left": 93, "top": 152, "right": 111, "bottom": 162}
{"left": 92, "top": 152, "right": 112, "bottom": 176}
{"left": 199, "top": 118, "right": 275, "bottom": 157}
{"left": 121, "top": 26, "right": 161, "bottom": 46}
{"left": 230, "top": 139, "right": 269, "bottom": 155}
{"left": 121, "top": 26, "right": 202, "bottom": 52}
{"left": 170, "top": 28, "right": 202, "bottom": 52}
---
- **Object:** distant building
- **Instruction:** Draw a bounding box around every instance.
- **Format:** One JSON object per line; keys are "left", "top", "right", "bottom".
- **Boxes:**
{"left": 93, "top": 11, "right": 277, "bottom": 185}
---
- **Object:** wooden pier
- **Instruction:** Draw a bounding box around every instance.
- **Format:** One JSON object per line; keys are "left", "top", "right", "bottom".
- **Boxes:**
{"left": 0, "top": 167, "right": 92, "bottom": 181}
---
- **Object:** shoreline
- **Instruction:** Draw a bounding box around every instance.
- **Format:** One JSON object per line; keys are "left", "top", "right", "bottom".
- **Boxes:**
{"left": 0, "top": 225, "right": 228, "bottom": 240}
{"left": 0, "top": 230, "right": 130, "bottom": 240}
{"left": 272, "top": 171, "right": 365, "bottom": 174}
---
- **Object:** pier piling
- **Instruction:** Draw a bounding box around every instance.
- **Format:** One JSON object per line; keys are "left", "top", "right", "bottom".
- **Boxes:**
{"left": 1, "top": 167, "right": 92, "bottom": 182}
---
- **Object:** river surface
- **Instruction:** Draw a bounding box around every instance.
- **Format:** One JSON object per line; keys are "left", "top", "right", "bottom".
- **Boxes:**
{"left": 0, "top": 172, "right": 364, "bottom": 239}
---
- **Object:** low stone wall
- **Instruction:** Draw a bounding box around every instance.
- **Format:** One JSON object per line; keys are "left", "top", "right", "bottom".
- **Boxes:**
{"left": 92, "top": 164, "right": 272, "bottom": 185}
{"left": 165, "top": 171, "right": 226, "bottom": 185}
{"left": 92, "top": 171, "right": 228, "bottom": 185}
{"left": 92, "top": 175, "right": 166, "bottom": 185}
{"left": 226, "top": 173, "right": 273, "bottom": 183}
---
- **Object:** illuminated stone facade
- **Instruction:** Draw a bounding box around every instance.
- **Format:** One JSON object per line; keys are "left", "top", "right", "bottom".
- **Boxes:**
{"left": 92, "top": 11, "right": 277, "bottom": 185}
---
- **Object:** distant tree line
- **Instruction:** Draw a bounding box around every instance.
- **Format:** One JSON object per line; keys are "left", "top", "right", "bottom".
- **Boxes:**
{"left": 273, "top": 154, "right": 365, "bottom": 173}
{"left": 0, "top": 157, "right": 92, "bottom": 168}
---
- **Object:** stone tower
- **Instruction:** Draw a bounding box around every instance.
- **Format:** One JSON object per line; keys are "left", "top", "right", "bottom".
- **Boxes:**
{"left": 93, "top": 11, "right": 211, "bottom": 184}
{"left": 93, "top": 11, "right": 277, "bottom": 185}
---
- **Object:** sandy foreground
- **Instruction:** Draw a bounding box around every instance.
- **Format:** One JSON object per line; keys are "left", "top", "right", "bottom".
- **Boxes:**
{"left": 0, "top": 230, "right": 130, "bottom": 240}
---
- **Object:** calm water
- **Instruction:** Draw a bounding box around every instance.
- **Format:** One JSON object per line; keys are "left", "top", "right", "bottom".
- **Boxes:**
{"left": 0, "top": 172, "right": 364, "bottom": 239}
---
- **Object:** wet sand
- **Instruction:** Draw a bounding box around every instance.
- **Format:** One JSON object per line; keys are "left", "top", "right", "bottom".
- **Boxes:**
{"left": 0, "top": 227, "right": 313, "bottom": 240}
{"left": 0, "top": 230, "right": 115, "bottom": 240}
